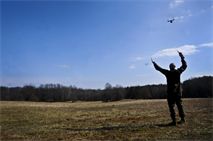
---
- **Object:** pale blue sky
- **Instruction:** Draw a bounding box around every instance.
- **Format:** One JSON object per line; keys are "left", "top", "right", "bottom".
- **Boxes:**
{"left": 1, "top": 0, "right": 212, "bottom": 89}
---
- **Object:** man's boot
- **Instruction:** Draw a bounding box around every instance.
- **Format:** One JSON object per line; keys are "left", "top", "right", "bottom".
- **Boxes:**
{"left": 177, "top": 117, "right": 186, "bottom": 124}
{"left": 168, "top": 119, "right": 176, "bottom": 126}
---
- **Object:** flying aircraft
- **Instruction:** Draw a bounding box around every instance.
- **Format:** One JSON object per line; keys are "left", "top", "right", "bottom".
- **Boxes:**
{"left": 145, "top": 63, "right": 149, "bottom": 65}
{"left": 168, "top": 18, "right": 175, "bottom": 23}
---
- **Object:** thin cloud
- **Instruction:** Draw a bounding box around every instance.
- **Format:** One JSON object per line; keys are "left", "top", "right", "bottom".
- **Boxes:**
{"left": 178, "top": 45, "right": 198, "bottom": 55}
{"left": 129, "top": 65, "right": 136, "bottom": 69}
{"left": 187, "top": 10, "right": 192, "bottom": 17}
{"left": 136, "top": 74, "right": 151, "bottom": 77}
{"left": 131, "top": 57, "right": 145, "bottom": 61}
{"left": 175, "top": 16, "right": 184, "bottom": 19}
{"left": 199, "top": 43, "right": 213, "bottom": 47}
{"left": 56, "top": 64, "right": 70, "bottom": 68}
{"left": 151, "top": 43, "right": 213, "bottom": 58}
{"left": 152, "top": 45, "right": 198, "bottom": 58}
{"left": 174, "top": 16, "right": 185, "bottom": 22}
{"left": 174, "top": 11, "right": 192, "bottom": 22}
{"left": 200, "top": 9, "right": 206, "bottom": 13}
{"left": 170, "top": 0, "right": 184, "bottom": 8}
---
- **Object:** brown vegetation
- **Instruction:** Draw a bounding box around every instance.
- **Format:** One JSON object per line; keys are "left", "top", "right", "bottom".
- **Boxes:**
{"left": 1, "top": 98, "right": 212, "bottom": 140}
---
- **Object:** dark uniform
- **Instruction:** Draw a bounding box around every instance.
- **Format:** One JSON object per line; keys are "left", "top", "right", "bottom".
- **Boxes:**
{"left": 153, "top": 57, "right": 187, "bottom": 122}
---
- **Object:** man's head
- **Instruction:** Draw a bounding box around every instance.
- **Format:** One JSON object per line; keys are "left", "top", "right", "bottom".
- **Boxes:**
{"left": 169, "top": 63, "right": 176, "bottom": 70}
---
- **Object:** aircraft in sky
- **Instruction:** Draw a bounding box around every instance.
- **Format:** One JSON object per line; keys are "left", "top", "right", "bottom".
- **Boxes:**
{"left": 168, "top": 18, "right": 175, "bottom": 23}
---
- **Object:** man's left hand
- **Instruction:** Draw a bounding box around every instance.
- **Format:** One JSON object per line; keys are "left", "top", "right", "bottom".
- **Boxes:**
{"left": 179, "top": 52, "right": 184, "bottom": 58}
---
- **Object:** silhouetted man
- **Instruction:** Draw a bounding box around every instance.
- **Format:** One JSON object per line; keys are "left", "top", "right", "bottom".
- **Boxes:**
{"left": 151, "top": 52, "right": 187, "bottom": 126}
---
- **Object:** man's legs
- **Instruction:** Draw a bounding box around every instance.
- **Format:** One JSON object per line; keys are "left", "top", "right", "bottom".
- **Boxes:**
{"left": 176, "top": 95, "right": 186, "bottom": 123}
{"left": 167, "top": 97, "right": 176, "bottom": 125}
{"left": 176, "top": 98, "right": 185, "bottom": 118}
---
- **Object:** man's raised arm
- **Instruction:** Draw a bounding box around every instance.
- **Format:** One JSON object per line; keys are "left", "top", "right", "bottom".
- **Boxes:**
{"left": 177, "top": 52, "right": 187, "bottom": 73}
{"left": 151, "top": 58, "right": 168, "bottom": 75}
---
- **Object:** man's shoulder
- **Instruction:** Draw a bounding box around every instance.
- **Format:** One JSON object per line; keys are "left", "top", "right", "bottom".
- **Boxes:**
{"left": 177, "top": 67, "right": 185, "bottom": 73}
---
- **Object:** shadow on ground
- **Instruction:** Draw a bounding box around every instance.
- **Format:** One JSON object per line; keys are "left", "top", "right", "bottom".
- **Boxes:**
{"left": 62, "top": 123, "right": 181, "bottom": 131}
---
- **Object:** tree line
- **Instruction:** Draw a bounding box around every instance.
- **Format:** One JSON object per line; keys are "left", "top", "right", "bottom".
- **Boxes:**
{"left": 1, "top": 76, "right": 212, "bottom": 102}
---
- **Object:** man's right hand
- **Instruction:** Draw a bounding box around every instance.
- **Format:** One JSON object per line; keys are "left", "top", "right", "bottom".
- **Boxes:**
{"left": 151, "top": 58, "right": 155, "bottom": 63}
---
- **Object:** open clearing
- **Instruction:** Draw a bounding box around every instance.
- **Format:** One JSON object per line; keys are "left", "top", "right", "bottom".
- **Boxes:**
{"left": 1, "top": 98, "right": 212, "bottom": 140}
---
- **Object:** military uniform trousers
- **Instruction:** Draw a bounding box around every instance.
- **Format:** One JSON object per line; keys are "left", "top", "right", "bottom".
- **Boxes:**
{"left": 167, "top": 93, "right": 185, "bottom": 121}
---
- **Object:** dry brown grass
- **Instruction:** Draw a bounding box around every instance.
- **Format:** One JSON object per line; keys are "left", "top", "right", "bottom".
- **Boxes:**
{"left": 1, "top": 98, "right": 212, "bottom": 140}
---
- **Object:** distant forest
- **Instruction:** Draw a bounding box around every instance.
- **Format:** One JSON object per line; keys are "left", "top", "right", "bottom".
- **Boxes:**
{"left": 1, "top": 76, "right": 212, "bottom": 102}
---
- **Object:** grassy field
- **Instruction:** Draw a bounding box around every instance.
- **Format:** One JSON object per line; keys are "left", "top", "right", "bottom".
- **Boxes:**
{"left": 1, "top": 98, "right": 212, "bottom": 140}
